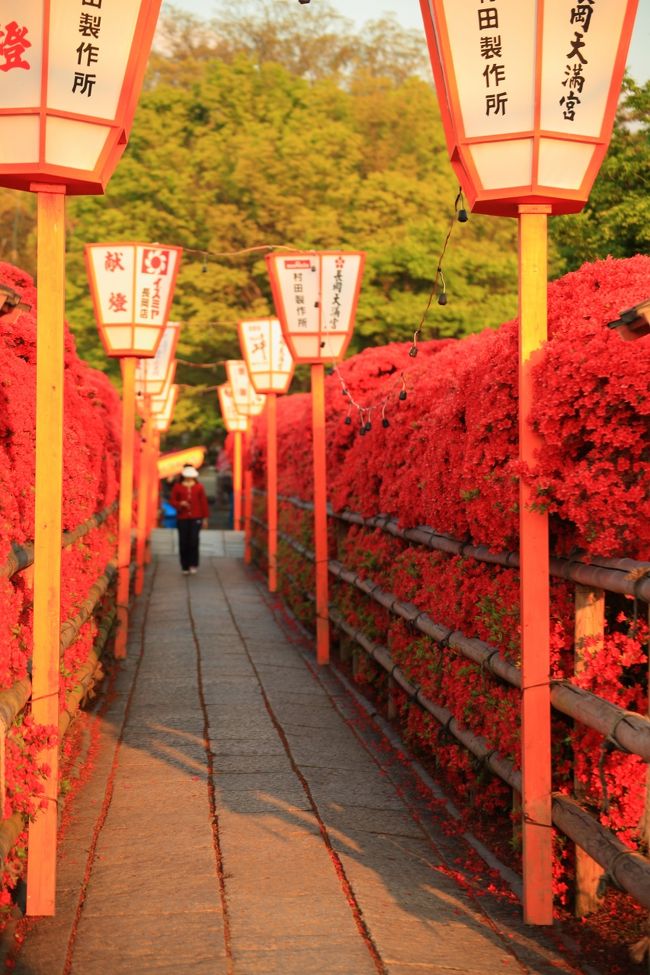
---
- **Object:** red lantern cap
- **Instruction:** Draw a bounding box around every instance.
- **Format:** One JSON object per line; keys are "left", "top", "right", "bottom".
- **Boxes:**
{"left": 265, "top": 250, "right": 365, "bottom": 363}
{"left": 0, "top": 1, "right": 163, "bottom": 195}
{"left": 85, "top": 242, "right": 182, "bottom": 358}
{"left": 238, "top": 318, "right": 295, "bottom": 395}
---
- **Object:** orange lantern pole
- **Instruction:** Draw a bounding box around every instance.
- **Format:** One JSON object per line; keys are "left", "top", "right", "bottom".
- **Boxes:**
{"left": 238, "top": 318, "right": 295, "bottom": 592}
{"left": 217, "top": 384, "right": 248, "bottom": 531}
{"left": 116, "top": 358, "right": 137, "bottom": 655}
{"left": 135, "top": 398, "right": 152, "bottom": 595}
{"left": 233, "top": 430, "right": 244, "bottom": 531}
{"left": 26, "top": 185, "right": 66, "bottom": 919}
{"left": 311, "top": 363, "right": 329, "bottom": 665}
{"left": 148, "top": 428, "right": 161, "bottom": 538}
{"left": 266, "top": 252, "right": 365, "bottom": 665}
{"left": 225, "top": 362, "right": 266, "bottom": 539}
{"left": 0, "top": 1, "right": 165, "bottom": 917}
{"left": 419, "top": 0, "right": 639, "bottom": 925}
{"left": 86, "top": 242, "right": 182, "bottom": 657}
{"left": 244, "top": 428, "right": 253, "bottom": 564}
{"left": 266, "top": 392, "right": 279, "bottom": 590}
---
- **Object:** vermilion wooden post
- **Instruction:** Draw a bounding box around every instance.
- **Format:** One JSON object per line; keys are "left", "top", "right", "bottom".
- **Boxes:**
{"left": 147, "top": 429, "right": 160, "bottom": 546}
{"left": 267, "top": 392, "right": 279, "bottom": 592}
{"left": 311, "top": 363, "right": 329, "bottom": 665}
{"left": 518, "top": 204, "right": 553, "bottom": 925}
{"left": 244, "top": 429, "right": 253, "bottom": 564}
{"left": 233, "top": 430, "right": 243, "bottom": 531}
{"left": 574, "top": 585, "right": 606, "bottom": 916}
{"left": 135, "top": 403, "right": 152, "bottom": 595}
{"left": 26, "top": 185, "right": 66, "bottom": 917}
{"left": 115, "top": 358, "right": 137, "bottom": 658}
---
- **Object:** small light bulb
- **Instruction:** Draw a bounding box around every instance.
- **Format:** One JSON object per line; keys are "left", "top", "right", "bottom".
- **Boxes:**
{"left": 399, "top": 390, "right": 407, "bottom": 402}
{"left": 344, "top": 416, "right": 352, "bottom": 426}
{"left": 364, "top": 421, "right": 372, "bottom": 432}
{"left": 458, "top": 209, "right": 468, "bottom": 223}
{"left": 438, "top": 292, "right": 448, "bottom": 306}
{"left": 382, "top": 418, "right": 390, "bottom": 429}
{"left": 409, "top": 346, "right": 418, "bottom": 358}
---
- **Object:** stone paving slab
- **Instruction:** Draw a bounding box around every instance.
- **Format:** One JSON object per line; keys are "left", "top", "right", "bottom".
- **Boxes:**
{"left": 7, "top": 555, "right": 587, "bottom": 975}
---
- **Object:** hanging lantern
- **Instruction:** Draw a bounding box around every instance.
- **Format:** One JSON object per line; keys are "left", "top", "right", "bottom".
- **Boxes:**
{"left": 150, "top": 383, "right": 178, "bottom": 434}
{"left": 217, "top": 383, "right": 249, "bottom": 433}
{"left": 419, "top": 0, "right": 639, "bottom": 216}
{"left": 85, "top": 242, "right": 182, "bottom": 357}
{"left": 238, "top": 318, "right": 295, "bottom": 394}
{"left": 0, "top": 1, "right": 163, "bottom": 194}
{"left": 265, "top": 251, "right": 365, "bottom": 363}
{"left": 136, "top": 321, "right": 181, "bottom": 396}
{"left": 225, "top": 359, "right": 266, "bottom": 417}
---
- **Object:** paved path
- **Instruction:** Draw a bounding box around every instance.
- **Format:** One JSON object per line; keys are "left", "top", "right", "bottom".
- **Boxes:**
{"left": 10, "top": 557, "right": 586, "bottom": 975}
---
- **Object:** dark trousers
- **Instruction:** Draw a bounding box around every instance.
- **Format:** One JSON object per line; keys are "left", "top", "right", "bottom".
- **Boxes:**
{"left": 177, "top": 518, "right": 201, "bottom": 570}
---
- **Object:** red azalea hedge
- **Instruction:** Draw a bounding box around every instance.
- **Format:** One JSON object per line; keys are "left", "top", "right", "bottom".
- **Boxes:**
{"left": 0, "top": 261, "right": 121, "bottom": 901}
{"left": 248, "top": 255, "right": 650, "bottom": 911}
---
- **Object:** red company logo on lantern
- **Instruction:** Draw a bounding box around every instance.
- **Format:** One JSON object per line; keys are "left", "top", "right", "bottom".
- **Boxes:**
{"left": 142, "top": 249, "right": 170, "bottom": 276}
{"left": 284, "top": 259, "right": 313, "bottom": 270}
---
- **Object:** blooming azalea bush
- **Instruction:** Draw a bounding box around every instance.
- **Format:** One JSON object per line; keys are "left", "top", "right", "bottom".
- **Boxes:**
{"left": 0, "top": 261, "right": 121, "bottom": 897}
{"left": 250, "top": 255, "right": 650, "bottom": 910}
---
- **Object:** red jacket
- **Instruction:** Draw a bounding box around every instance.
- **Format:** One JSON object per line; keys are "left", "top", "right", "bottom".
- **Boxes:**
{"left": 170, "top": 481, "right": 209, "bottom": 520}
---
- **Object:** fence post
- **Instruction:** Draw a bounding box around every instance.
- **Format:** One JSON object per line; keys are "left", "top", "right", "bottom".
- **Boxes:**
{"left": 574, "top": 585, "right": 606, "bottom": 916}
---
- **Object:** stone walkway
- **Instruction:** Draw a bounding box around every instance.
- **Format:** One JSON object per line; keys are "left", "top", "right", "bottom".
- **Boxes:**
{"left": 10, "top": 556, "right": 587, "bottom": 975}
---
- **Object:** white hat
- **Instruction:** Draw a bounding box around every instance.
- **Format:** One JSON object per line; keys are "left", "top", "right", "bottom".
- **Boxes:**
{"left": 181, "top": 465, "right": 200, "bottom": 478}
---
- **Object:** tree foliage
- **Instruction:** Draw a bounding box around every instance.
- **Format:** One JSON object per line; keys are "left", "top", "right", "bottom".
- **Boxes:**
{"left": 1, "top": 1, "right": 645, "bottom": 449}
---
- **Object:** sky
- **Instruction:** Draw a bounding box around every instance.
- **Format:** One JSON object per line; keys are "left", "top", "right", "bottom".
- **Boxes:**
{"left": 166, "top": 0, "right": 649, "bottom": 83}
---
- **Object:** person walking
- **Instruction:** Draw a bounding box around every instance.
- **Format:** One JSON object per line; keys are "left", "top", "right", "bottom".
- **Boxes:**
{"left": 169, "top": 465, "right": 209, "bottom": 574}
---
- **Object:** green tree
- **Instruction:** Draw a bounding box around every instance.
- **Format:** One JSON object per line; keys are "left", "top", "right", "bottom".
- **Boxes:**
{"left": 551, "top": 77, "right": 650, "bottom": 268}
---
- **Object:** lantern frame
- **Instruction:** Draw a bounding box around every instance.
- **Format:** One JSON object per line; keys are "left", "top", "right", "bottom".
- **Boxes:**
{"left": 225, "top": 360, "right": 266, "bottom": 418}
{"left": 218, "top": 383, "right": 249, "bottom": 433}
{"left": 85, "top": 242, "right": 182, "bottom": 358}
{"left": 238, "top": 318, "right": 295, "bottom": 395}
{"left": 136, "top": 322, "right": 181, "bottom": 397}
{"left": 0, "top": 1, "right": 163, "bottom": 195}
{"left": 151, "top": 384, "right": 179, "bottom": 434}
{"left": 419, "top": 0, "right": 639, "bottom": 216}
{"left": 265, "top": 250, "right": 365, "bottom": 364}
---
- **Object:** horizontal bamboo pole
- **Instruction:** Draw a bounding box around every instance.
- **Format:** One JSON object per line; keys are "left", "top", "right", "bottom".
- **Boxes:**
{"left": 327, "top": 605, "right": 650, "bottom": 911}
{"left": 274, "top": 527, "right": 650, "bottom": 761}
{"left": 273, "top": 493, "right": 650, "bottom": 603}
{"left": 0, "top": 501, "right": 118, "bottom": 580}
{"left": 59, "top": 562, "right": 116, "bottom": 654}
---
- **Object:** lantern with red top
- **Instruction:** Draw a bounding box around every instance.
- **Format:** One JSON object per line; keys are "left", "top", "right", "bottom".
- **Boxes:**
{"left": 238, "top": 318, "right": 295, "bottom": 593}
{"left": 151, "top": 383, "right": 179, "bottom": 435}
{"left": 0, "top": 2, "right": 163, "bottom": 195}
{"left": 218, "top": 382, "right": 249, "bottom": 533}
{"left": 266, "top": 250, "right": 366, "bottom": 666}
{"left": 418, "top": 0, "right": 639, "bottom": 926}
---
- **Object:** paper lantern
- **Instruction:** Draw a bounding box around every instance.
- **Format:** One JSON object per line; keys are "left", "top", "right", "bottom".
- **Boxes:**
{"left": 265, "top": 251, "right": 365, "bottom": 363}
{"left": 238, "top": 318, "right": 295, "bottom": 394}
{"left": 85, "top": 242, "right": 182, "bottom": 357}
{"left": 419, "top": 0, "right": 639, "bottom": 216}
{"left": 225, "top": 360, "right": 266, "bottom": 417}
{"left": 136, "top": 321, "right": 181, "bottom": 396}
{"left": 217, "top": 383, "right": 248, "bottom": 433}
{"left": 0, "top": 1, "right": 162, "bottom": 194}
